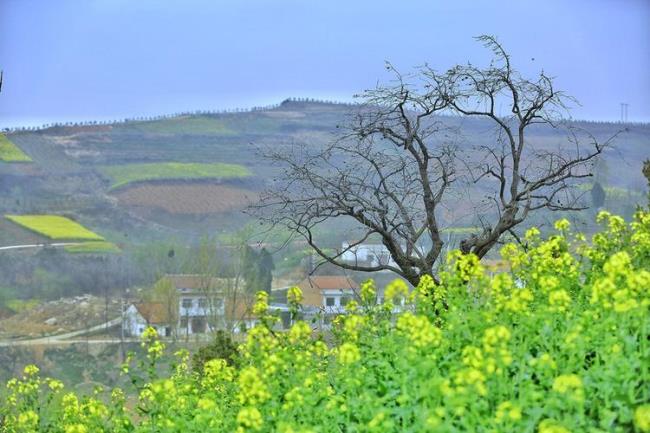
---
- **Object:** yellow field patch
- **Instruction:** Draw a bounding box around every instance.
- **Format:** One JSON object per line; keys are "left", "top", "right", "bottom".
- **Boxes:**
{"left": 5, "top": 215, "right": 105, "bottom": 241}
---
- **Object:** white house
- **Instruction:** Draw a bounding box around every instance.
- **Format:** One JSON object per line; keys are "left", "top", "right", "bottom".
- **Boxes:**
{"left": 123, "top": 274, "right": 296, "bottom": 337}
{"left": 169, "top": 274, "right": 228, "bottom": 335}
{"left": 124, "top": 302, "right": 173, "bottom": 337}
{"left": 298, "top": 276, "right": 359, "bottom": 321}
{"left": 340, "top": 243, "right": 396, "bottom": 268}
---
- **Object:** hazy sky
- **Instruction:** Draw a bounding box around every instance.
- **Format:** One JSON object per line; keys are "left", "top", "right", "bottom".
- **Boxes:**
{"left": 1, "top": 0, "right": 649, "bottom": 128}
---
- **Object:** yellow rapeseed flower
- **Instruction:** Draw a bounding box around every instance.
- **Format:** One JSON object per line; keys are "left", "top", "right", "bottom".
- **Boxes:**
{"left": 236, "top": 406, "right": 263, "bottom": 432}
{"left": 495, "top": 401, "right": 522, "bottom": 422}
{"left": 538, "top": 419, "right": 570, "bottom": 433}
{"left": 287, "top": 286, "right": 303, "bottom": 305}
{"left": 635, "top": 404, "right": 650, "bottom": 432}
{"left": 237, "top": 366, "right": 270, "bottom": 405}
{"left": 337, "top": 342, "right": 361, "bottom": 365}
{"left": 396, "top": 312, "right": 442, "bottom": 349}
{"left": 548, "top": 289, "right": 572, "bottom": 313}
{"left": 552, "top": 374, "right": 584, "bottom": 402}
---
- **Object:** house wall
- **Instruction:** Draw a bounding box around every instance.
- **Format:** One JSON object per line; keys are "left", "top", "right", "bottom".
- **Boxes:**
{"left": 178, "top": 294, "right": 224, "bottom": 317}
{"left": 300, "top": 284, "right": 324, "bottom": 308}
{"left": 123, "top": 305, "right": 170, "bottom": 337}
{"left": 321, "top": 289, "right": 356, "bottom": 314}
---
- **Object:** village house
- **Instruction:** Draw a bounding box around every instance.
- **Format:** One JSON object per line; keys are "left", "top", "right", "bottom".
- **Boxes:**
{"left": 298, "top": 276, "right": 359, "bottom": 322}
{"left": 340, "top": 242, "right": 396, "bottom": 268}
{"left": 123, "top": 302, "right": 172, "bottom": 337}
{"left": 123, "top": 274, "right": 294, "bottom": 337}
{"left": 123, "top": 274, "right": 228, "bottom": 337}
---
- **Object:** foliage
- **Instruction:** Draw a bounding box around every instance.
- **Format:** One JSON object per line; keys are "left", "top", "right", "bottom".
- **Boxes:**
{"left": 4, "top": 215, "right": 105, "bottom": 241}
{"left": 101, "top": 162, "right": 252, "bottom": 190}
{"left": 3, "top": 298, "right": 39, "bottom": 314}
{"left": 192, "top": 330, "right": 240, "bottom": 372}
{"left": 242, "top": 246, "right": 275, "bottom": 295}
{"left": 63, "top": 241, "right": 120, "bottom": 254}
{"left": 0, "top": 134, "right": 31, "bottom": 162}
{"left": 643, "top": 159, "right": 650, "bottom": 201}
{"left": 1, "top": 211, "right": 649, "bottom": 432}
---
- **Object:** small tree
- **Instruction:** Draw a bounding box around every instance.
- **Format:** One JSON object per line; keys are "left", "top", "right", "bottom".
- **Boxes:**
{"left": 258, "top": 248, "right": 275, "bottom": 294}
{"left": 643, "top": 159, "right": 650, "bottom": 204}
{"left": 242, "top": 246, "right": 275, "bottom": 295}
{"left": 591, "top": 182, "right": 606, "bottom": 209}
{"left": 257, "top": 35, "right": 618, "bottom": 287}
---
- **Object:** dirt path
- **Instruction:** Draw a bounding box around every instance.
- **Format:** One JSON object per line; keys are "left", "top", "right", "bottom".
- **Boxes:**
{"left": 0, "top": 242, "right": 83, "bottom": 251}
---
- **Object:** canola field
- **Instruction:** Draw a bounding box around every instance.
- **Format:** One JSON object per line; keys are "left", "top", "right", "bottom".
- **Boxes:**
{"left": 0, "top": 134, "right": 31, "bottom": 162}
{"left": 4, "top": 215, "right": 105, "bottom": 241}
{"left": 1, "top": 211, "right": 649, "bottom": 433}
{"left": 100, "top": 162, "right": 252, "bottom": 190}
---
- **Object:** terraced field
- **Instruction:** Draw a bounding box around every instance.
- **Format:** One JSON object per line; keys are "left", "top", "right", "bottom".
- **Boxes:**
{"left": 113, "top": 182, "right": 258, "bottom": 214}
{"left": 0, "top": 134, "right": 31, "bottom": 162}
{"left": 4, "top": 215, "right": 105, "bottom": 241}
{"left": 100, "top": 162, "right": 251, "bottom": 189}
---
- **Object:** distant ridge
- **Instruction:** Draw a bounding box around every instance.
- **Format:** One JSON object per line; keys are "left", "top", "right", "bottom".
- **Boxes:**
{"left": 3, "top": 98, "right": 648, "bottom": 134}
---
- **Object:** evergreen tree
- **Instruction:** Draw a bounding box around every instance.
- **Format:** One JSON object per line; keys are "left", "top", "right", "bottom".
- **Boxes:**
{"left": 242, "top": 246, "right": 260, "bottom": 294}
{"left": 591, "top": 182, "right": 606, "bottom": 209}
{"left": 258, "top": 248, "right": 275, "bottom": 295}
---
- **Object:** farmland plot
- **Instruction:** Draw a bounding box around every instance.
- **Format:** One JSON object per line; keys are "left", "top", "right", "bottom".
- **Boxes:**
{"left": 0, "top": 134, "right": 31, "bottom": 162}
{"left": 113, "top": 182, "right": 258, "bottom": 214}
{"left": 4, "top": 215, "right": 105, "bottom": 241}
{"left": 100, "top": 162, "right": 251, "bottom": 189}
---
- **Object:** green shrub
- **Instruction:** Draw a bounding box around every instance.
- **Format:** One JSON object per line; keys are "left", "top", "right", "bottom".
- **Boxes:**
{"left": 192, "top": 330, "right": 239, "bottom": 372}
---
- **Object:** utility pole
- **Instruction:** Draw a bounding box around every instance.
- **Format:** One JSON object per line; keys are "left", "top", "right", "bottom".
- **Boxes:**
{"left": 620, "top": 103, "right": 629, "bottom": 123}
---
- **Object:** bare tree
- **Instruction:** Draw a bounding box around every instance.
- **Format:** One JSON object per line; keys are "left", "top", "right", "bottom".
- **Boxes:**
{"left": 256, "top": 36, "right": 618, "bottom": 287}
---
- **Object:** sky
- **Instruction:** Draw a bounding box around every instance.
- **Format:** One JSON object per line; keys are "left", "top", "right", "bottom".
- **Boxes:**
{"left": 0, "top": 0, "right": 649, "bottom": 128}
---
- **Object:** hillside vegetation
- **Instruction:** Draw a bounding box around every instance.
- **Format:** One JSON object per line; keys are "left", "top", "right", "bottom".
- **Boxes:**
{"left": 100, "top": 162, "right": 252, "bottom": 190}
{"left": 63, "top": 241, "right": 121, "bottom": 254}
{"left": 2, "top": 211, "right": 649, "bottom": 432}
{"left": 0, "top": 134, "right": 31, "bottom": 162}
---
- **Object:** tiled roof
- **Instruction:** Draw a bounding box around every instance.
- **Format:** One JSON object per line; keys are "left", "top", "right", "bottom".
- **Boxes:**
{"left": 134, "top": 302, "right": 171, "bottom": 324}
{"left": 299, "top": 276, "right": 358, "bottom": 291}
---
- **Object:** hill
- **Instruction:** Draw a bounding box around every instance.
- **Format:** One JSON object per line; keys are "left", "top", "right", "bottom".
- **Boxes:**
{"left": 0, "top": 99, "right": 647, "bottom": 299}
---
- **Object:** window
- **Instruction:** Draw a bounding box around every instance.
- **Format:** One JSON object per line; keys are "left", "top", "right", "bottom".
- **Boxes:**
{"left": 325, "top": 297, "right": 336, "bottom": 307}
{"left": 340, "top": 296, "right": 350, "bottom": 306}
{"left": 180, "top": 318, "right": 188, "bottom": 329}
{"left": 198, "top": 298, "right": 208, "bottom": 309}
{"left": 182, "top": 298, "right": 192, "bottom": 309}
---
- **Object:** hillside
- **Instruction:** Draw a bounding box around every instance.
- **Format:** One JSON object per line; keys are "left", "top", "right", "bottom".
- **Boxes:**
{"left": 0, "top": 99, "right": 648, "bottom": 299}
{"left": 3, "top": 101, "right": 648, "bottom": 233}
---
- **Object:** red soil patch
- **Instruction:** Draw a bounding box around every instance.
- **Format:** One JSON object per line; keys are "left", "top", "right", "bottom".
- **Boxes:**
{"left": 113, "top": 182, "right": 258, "bottom": 215}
